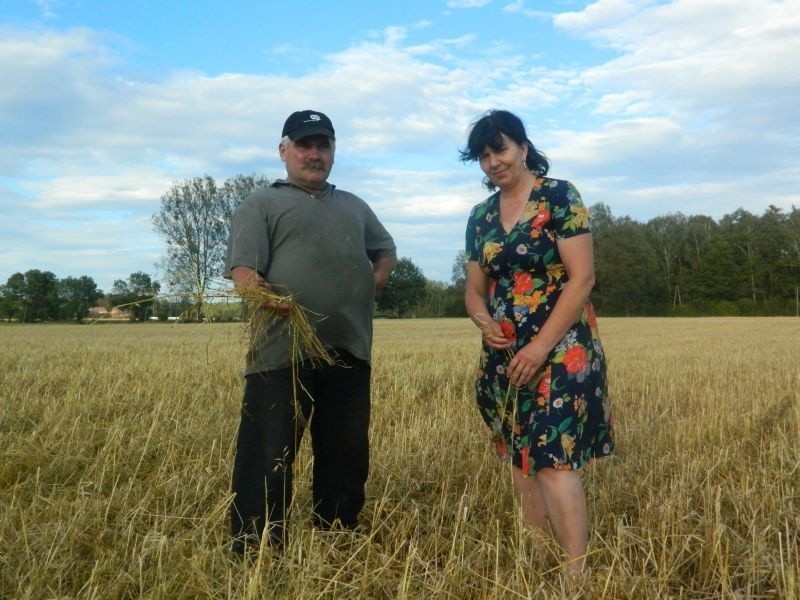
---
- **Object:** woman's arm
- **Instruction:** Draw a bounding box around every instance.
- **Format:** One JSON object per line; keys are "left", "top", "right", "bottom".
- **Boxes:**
{"left": 505, "top": 233, "right": 596, "bottom": 387}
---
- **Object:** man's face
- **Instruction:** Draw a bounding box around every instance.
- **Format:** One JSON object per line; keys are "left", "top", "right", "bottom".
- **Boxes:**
{"left": 279, "top": 135, "right": 334, "bottom": 193}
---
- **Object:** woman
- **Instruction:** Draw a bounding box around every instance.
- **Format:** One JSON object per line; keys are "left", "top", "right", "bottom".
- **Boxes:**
{"left": 461, "top": 110, "right": 613, "bottom": 579}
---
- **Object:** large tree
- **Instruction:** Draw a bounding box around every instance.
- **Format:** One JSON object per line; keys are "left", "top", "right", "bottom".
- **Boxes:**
{"left": 647, "top": 213, "right": 688, "bottom": 304}
{"left": 593, "top": 216, "right": 662, "bottom": 315}
{"left": 759, "top": 205, "right": 796, "bottom": 299}
{"left": 720, "top": 209, "right": 761, "bottom": 303}
{"left": 377, "top": 257, "right": 427, "bottom": 318}
{"left": 108, "top": 272, "right": 161, "bottom": 321}
{"left": 451, "top": 249, "right": 468, "bottom": 288}
{"left": 0, "top": 272, "right": 26, "bottom": 321}
{"left": 695, "top": 235, "right": 739, "bottom": 307}
{"left": 59, "top": 276, "right": 102, "bottom": 322}
{"left": 20, "top": 269, "right": 60, "bottom": 322}
{"left": 152, "top": 174, "right": 268, "bottom": 317}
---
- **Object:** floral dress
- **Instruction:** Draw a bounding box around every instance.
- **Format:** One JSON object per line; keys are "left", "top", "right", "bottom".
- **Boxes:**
{"left": 466, "top": 177, "right": 614, "bottom": 475}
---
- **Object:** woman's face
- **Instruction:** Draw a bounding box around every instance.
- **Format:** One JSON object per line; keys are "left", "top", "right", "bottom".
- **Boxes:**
{"left": 478, "top": 133, "right": 528, "bottom": 190}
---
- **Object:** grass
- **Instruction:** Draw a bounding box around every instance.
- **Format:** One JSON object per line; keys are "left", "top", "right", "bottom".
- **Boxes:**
{"left": 0, "top": 317, "right": 797, "bottom": 599}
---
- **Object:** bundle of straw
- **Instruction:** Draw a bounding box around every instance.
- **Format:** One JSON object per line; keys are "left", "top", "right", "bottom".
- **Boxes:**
{"left": 91, "top": 278, "right": 335, "bottom": 369}
{"left": 235, "top": 284, "right": 334, "bottom": 368}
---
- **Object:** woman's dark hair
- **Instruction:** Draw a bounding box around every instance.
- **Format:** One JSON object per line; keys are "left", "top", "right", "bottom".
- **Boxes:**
{"left": 459, "top": 109, "right": 549, "bottom": 190}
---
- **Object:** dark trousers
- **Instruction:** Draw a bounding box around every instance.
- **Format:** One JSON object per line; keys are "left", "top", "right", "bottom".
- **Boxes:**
{"left": 230, "top": 349, "right": 371, "bottom": 552}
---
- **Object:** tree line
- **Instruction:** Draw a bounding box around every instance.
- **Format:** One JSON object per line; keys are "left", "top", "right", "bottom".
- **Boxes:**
{"left": 0, "top": 270, "right": 165, "bottom": 323}
{"left": 2, "top": 172, "right": 798, "bottom": 321}
{"left": 377, "top": 204, "right": 800, "bottom": 318}
{"left": 590, "top": 204, "right": 800, "bottom": 316}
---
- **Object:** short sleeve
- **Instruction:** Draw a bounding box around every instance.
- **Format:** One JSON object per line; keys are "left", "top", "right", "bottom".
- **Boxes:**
{"left": 465, "top": 205, "right": 480, "bottom": 261}
{"left": 363, "top": 202, "right": 396, "bottom": 261}
{"left": 550, "top": 180, "right": 592, "bottom": 240}
{"left": 224, "top": 192, "right": 271, "bottom": 278}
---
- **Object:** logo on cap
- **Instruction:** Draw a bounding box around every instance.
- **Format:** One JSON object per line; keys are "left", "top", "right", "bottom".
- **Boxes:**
{"left": 308, "top": 114, "right": 321, "bottom": 122}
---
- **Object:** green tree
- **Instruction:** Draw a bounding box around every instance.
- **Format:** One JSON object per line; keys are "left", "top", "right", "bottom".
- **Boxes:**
{"left": 782, "top": 207, "right": 800, "bottom": 310}
{"left": 759, "top": 205, "right": 796, "bottom": 299}
{"left": 720, "top": 209, "right": 761, "bottom": 303}
{"left": 377, "top": 257, "right": 427, "bottom": 318}
{"left": 446, "top": 250, "right": 469, "bottom": 317}
{"left": 221, "top": 174, "right": 270, "bottom": 210}
{"left": 695, "top": 235, "right": 739, "bottom": 306}
{"left": 588, "top": 202, "right": 614, "bottom": 237}
{"left": 646, "top": 213, "right": 688, "bottom": 305}
{"left": 109, "top": 272, "right": 161, "bottom": 321}
{"left": 413, "top": 280, "right": 447, "bottom": 317}
{"left": 152, "top": 174, "right": 268, "bottom": 318}
{"left": 593, "top": 217, "right": 662, "bottom": 315}
{"left": 59, "top": 276, "right": 102, "bottom": 322}
{"left": 678, "top": 215, "right": 718, "bottom": 306}
{"left": 451, "top": 249, "right": 468, "bottom": 288}
{"left": 21, "top": 269, "right": 60, "bottom": 322}
{"left": 0, "top": 272, "right": 26, "bottom": 321}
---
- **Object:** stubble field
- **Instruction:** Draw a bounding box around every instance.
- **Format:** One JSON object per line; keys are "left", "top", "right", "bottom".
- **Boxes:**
{"left": 0, "top": 317, "right": 798, "bottom": 599}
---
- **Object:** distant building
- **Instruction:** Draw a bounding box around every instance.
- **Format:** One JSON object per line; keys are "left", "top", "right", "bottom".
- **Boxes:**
{"left": 88, "top": 306, "right": 132, "bottom": 320}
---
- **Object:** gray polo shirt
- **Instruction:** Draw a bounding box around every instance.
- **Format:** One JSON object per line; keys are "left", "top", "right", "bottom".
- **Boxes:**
{"left": 225, "top": 179, "right": 396, "bottom": 374}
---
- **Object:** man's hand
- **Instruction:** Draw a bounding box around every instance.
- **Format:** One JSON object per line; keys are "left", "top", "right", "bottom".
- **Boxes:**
{"left": 373, "top": 255, "right": 396, "bottom": 293}
{"left": 231, "top": 266, "right": 292, "bottom": 317}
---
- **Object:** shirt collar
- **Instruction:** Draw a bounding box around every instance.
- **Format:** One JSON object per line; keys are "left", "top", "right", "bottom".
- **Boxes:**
{"left": 272, "top": 178, "right": 335, "bottom": 195}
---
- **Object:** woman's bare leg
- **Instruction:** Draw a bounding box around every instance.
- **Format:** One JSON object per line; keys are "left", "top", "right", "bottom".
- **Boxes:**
{"left": 535, "top": 468, "right": 588, "bottom": 580}
{"left": 511, "top": 466, "right": 549, "bottom": 531}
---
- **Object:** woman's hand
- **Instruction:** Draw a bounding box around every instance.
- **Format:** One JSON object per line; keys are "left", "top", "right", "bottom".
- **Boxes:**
{"left": 465, "top": 262, "right": 514, "bottom": 351}
{"left": 473, "top": 316, "right": 514, "bottom": 351}
{"left": 506, "top": 340, "right": 549, "bottom": 388}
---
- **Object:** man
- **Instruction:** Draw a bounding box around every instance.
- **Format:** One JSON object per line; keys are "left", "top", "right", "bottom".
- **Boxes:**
{"left": 225, "top": 110, "right": 396, "bottom": 555}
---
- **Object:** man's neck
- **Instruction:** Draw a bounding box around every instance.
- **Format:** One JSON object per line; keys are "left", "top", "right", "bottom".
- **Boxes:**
{"left": 286, "top": 176, "right": 328, "bottom": 196}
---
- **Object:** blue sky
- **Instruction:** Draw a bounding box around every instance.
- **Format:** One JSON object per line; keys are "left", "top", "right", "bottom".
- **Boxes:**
{"left": 2, "top": 0, "right": 799, "bottom": 293}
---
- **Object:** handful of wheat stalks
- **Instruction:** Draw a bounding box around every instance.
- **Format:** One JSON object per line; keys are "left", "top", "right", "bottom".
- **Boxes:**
{"left": 235, "top": 284, "right": 335, "bottom": 368}
{"left": 94, "top": 280, "right": 335, "bottom": 368}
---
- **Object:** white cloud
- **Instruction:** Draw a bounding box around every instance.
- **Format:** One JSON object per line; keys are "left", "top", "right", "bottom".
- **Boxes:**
{"left": 28, "top": 172, "right": 174, "bottom": 208}
{"left": 32, "top": 0, "right": 59, "bottom": 19}
{"left": 502, "top": 0, "right": 550, "bottom": 19}
{"left": 356, "top": 168, "right": 480, "bottom": 219}
{"left": 446, "top": 0, "right": 492, "bottom": 7}
{"left": 554, "top": 0, "right": 646, "bottom": 33}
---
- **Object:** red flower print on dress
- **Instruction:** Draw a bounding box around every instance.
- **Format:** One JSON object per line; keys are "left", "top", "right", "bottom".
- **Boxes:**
{"left": 513, "top": 272, "right": 533, "bottom": 295}
{"left": 495, "top": 437, "right": 509, "bottom": 459}
{"left": 537, "top": 372, "right": 551, "bottom": 396}
{"left": 563, "top": 346, "right": 588, "bottom": 374}
{"left": 585, "top": 302, "right": 598, "bottom": 329}
{"left": 500, "top": 319, "right": 516, "bottom": 341}
{"left": 520, "top": 446, "right": 531, "bottom": 474}
{"left": 532, "top": 209, "right": 551, "bottom": 229}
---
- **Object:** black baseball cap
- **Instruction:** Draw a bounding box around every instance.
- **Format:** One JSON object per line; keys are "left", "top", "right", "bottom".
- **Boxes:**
{"left": 281, "top": 110, "right": 335, "bottom": 141}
